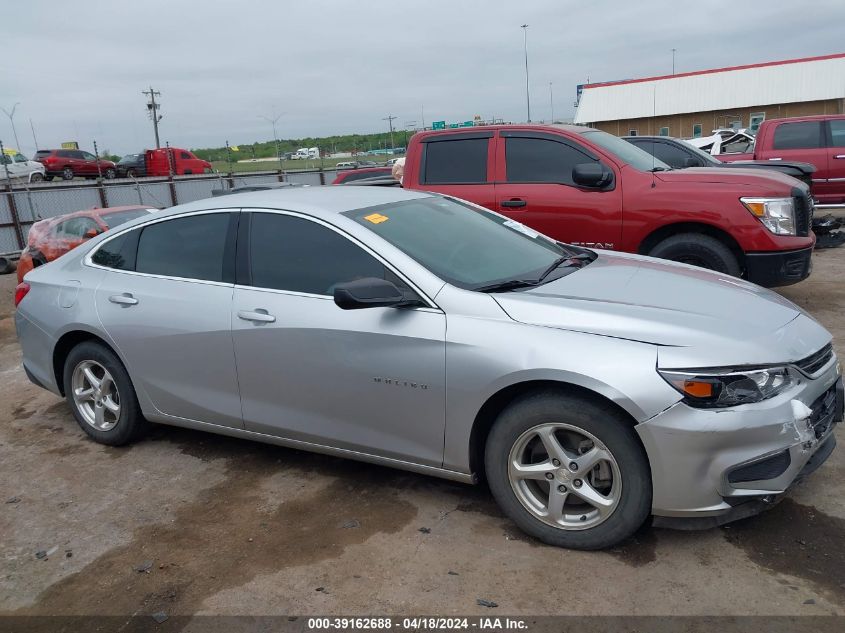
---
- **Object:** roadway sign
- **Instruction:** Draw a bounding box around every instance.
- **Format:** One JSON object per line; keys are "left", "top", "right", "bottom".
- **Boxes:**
{"left": 461, "top": 121, "right": 474, "bottom": 127}
{"left": 432, "top": 121, "right": 446, "bottom": 130}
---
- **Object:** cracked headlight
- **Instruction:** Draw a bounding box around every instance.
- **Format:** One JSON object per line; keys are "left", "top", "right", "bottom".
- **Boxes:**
{"left": 658, "top": 366, "right": 793, "bottom": 408}
{"left": 740, "top": 197, "right": 796, "bottom": 235}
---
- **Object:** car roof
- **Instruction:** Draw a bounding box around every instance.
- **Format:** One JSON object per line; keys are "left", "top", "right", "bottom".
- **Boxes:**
{"left": 157, "top": 185, "right": 433, "bottom": 220}
{"left": 416, "top": 123, "right": 592, "bottom": 136}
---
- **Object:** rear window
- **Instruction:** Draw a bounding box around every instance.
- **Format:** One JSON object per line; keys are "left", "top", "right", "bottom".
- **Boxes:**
{"left": 772, "top": 121, "right": 823, "bottom": 150}
{"left": 422, "top": 138, "right": 488, "bottom": 184}
{"left": 34, "top": 150, "right": 52, "bottom": 159}
{"left": 92, "top": 231, "right": 136, "bottom": 271}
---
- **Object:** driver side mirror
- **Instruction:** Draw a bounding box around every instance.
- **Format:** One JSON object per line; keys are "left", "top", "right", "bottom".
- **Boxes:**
{"left": 572, "top": 163, "right": 613, "bottom": 188}
{"left": 683, "top": 157, "right": 699, "bottom": 168}
{"left": 334, "top": 277, "right": 406, "bottom": 310}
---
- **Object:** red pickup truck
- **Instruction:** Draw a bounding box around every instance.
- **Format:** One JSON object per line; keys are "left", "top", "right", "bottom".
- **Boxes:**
{"left": 403, "top": 125, "right": 815, "bottom": 287}
{"left": 718, "top": 115, "right": 845, "bottom": 207}
{"left": 144, "top": 147, "right": 212, "bottom": 177}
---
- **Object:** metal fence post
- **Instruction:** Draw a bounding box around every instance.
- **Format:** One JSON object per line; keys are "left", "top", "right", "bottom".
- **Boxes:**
{"left": 93, "top": 140, "right": 108, "bottom": 208}
{"left": 318, "top": 167, "right": 326, "bottom": 185}
{"left": 0, "top": 139, "right": 24, "bottom": 249}
{"left": 165, "top": 141, "right": 177, "bottom": 206}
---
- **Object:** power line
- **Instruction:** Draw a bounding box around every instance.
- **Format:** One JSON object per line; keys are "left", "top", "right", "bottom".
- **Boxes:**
{"left": 382, "top": 115, "right": 397, "bottom": 151}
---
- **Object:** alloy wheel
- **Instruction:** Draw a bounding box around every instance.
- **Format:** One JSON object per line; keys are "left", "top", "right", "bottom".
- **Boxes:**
{"left": 507, "top": 422, "right": 622, "bottom": 530}
{"left": 71, "top": 360, "right": 121, "bottom": 431}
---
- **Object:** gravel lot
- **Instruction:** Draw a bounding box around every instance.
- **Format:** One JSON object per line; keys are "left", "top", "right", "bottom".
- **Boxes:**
{"left": 0, "top": 250, "right": 844, "bottom": 623}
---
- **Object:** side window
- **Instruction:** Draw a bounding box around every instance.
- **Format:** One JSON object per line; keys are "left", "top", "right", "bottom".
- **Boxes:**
{"left": 749, "top": 113, "right": 765, "bottom": 133}
{"left": 692, "top": 124, "right": 703, "bottom": 138}
{"left": 505, "top": 137, "right": 595, "bottom": 185}
{"left": 180, "top": 152, "right": 191, "bottom": 160}
{"left": 422, "top": 138, "right": 488, "bottom": 184}
{"left": 14, "top": 153, "right": 28, "bottom": 163}
{"left": 658, "top": 127, "right": 669, "bottom": 136}
{"left": 650, "top": 142, "right": 694, "bottom": 169}
{"left": 628, "top": 129, "right": 638, "bottom": 136}
{"left": 58, "top": 217, "right": 98, "bottom": 238}
{"left": 92, "top": 231, "right": 137, "bottom": 270}
{"left": 248, "top": 213, "right": 404, "bottom": 296}
{"left": 772, "top": 121, "right": 823, "bottom": 150}
{"left": 80, "top": 152, "right": 96, "bottom": 161}
{"left": 136, "top": 213, "right": 231, "bottom": 282}
{"left": 58, "top": 150, "right": 73, "bottom": 158}
{"left": 829, "top": 120, "right": 845, "bottom": 148}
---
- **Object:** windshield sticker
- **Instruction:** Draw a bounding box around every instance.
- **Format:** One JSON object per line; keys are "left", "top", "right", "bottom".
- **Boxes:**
{"left": 364, "top": 213, "right": 389, "bottom": 224}
{"left": 503, "top": 219, "right": 539, "bottom": 239}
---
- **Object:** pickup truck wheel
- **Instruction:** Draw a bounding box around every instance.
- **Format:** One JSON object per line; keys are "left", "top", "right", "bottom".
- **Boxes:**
{"left": 61, "top": 167, "right": 74, "bottom": 181}
{"left": 30, "top": 173, "right": 44, "bottom": 182}
{"left": 648, "top": 233, "right": 740, "bottom": 276}
{"left": 485, "top": 390, "right": 652, "bottom": 550}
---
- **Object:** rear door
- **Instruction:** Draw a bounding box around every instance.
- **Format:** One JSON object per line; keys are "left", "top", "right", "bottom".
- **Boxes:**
{"left": 92, "top": 210, "right": 243, "bottom": 428}
{"left": 494, "top": 131, "right": 623, "bottom": 248}
{"left": 824, "top": 119, "right": 845, "bottom": 204}
{"left": 231, "top": 210, "right": 446, "bottom": 466}
{"left": 415, "top": 131, "right": 496, "bottom": 209}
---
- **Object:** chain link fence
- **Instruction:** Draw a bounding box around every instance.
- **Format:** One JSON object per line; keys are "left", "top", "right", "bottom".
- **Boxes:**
{"left": 0, "top": 169, "right": 338, "bottom": 255}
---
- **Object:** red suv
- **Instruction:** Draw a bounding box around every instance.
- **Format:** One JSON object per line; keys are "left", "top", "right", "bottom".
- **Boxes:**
{"left": 34, "top": 149, "right": 117, "bottom": 181}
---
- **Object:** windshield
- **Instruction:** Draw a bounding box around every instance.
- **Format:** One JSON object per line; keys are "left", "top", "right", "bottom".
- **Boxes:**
{"left": 582, "top": 130, "right": 671, "bottom": 172}
{"left": 344, "top": 196, "right": 583, "bottom": 290}
{"left": 100, "top": 209, "right": 153, "bottom": 228}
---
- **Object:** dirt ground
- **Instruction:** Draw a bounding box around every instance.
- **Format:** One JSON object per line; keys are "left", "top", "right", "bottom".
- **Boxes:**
{"left": 1, "top": 249, "right": 844, "bottom": 625}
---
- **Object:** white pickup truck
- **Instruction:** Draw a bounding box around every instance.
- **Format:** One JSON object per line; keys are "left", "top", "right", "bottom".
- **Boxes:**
{"left": 1, "top": 149, "right": 46, "bottom": 183}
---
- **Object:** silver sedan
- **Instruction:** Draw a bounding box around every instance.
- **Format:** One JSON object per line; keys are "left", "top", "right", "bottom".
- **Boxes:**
{"left": 14, "top": 186, "right": 843, "bottom": 549}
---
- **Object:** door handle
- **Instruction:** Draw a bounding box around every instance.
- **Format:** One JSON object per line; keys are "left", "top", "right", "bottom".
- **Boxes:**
{"left": 834, "top": 154, "right": 845, "bottom": 159}
{"left": 501, "top": 199, "right": 527, "bottom": 208}
{"left": 108, "top": 293, "right": 138, "bottom": 306}
{"left": 237, "top": 309, "right": 276, "bottom": 323}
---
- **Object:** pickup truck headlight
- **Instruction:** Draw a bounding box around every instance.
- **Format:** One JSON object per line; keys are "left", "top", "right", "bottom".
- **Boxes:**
{"left": 658, "top": 366, "right": 793, "bottom": 408}
{"left": 740, "top": 197, "right": 796, "bottom": 235}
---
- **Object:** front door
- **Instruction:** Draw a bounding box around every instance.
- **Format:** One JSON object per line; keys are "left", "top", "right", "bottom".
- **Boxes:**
{"left": 93, "top": 210, "right": 243, "bottom": 428}
{"left": 823, "top": 119, "right": 845, "bottom": 205}
{"left": 757, "top": 120, "right": 830, "bottom": 201}
{"left": 494, "top": 131, "right": 623, "bottom": 250}
{"left": 231, "top": 210, "right": 446, "bottom": 466}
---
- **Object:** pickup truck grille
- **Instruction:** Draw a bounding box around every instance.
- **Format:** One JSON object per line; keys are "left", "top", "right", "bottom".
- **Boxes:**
{"left": 794, "top": 343, "right": 834, "bottom": 376}
{"left": 793, "top": 188, "right": 812, "bottom": 237}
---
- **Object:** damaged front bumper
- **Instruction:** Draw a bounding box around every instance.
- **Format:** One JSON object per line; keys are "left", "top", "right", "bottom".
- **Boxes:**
{"left": 637, "top": 356, "right": 842, "bottom": 528}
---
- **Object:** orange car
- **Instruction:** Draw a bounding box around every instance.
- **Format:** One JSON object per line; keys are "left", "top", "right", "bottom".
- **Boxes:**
{"left": 17, "top": 205, "right": 157, "bottom": 282}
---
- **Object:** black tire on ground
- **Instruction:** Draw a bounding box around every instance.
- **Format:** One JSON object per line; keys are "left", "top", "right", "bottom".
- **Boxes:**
{"left": 30, "top": 173, "right": 44, "bottom": 182}
{"left": 485, "top": 390, "right": 652, "bottom": 550}
{"left": 61, "top": 167, "right": 74, "bottom": 180}
{"left": 104, "top": 168, "right": 116, "bottom": 179}
{"left": 62, "top": 341, "right": 148, "bottom": 446}
{"left": 126, "top": 168, "right": 137, "bottom": 178}
{"left": 648, "top": 232, "right": 741, "bottom": 276}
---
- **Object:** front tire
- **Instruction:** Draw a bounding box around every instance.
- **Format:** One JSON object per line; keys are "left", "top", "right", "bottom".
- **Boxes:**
{"left": 104, "top": 168, "right": 116, "bottom": 179}
{"left": 63, "top": 341, "right": 147, "bottom": 446}
{"left": 485, "top": 390, "right": 651, "bottom": 550}
{"left": 648, "top": 233, "right": 740, "bottom": 276}
{"left": 61, "top": 167, "right": 74, "bottom": 181}
{"left": 30, "top": 172, "right": 44, "bottom": 182}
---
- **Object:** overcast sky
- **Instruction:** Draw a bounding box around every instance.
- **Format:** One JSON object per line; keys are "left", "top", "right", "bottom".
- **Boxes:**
{"left": 2, "top": 0, "right": 844, "bottom": 156}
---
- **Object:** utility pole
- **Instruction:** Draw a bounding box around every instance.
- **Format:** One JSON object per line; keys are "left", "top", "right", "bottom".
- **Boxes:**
{"left": 142, "top": 87, "right": 162, "bottom": 148}
{"left": 382, "top": 115, "right": 397, "bottom": 152}
{"left": 672, "top": 48, "right": 677, "bottom": 75}
{"left": 521, "top": 25, "right": 531, "bottom": 122}
{"left": 1, "top": 103, "right": 22, "bottom": 151}
{"left": 549, "top": 82, "right": 554, "bottom": 123}
{"left": 260, "top": 111, "right": 284, "bottom": 171}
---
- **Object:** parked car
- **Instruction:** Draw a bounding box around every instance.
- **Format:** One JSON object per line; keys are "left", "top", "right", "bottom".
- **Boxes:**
{"left": 116, "top": 154, "right": 146, "bottom": 178}
{"left": 14, "top": 187, "right": 842, "bottom": 550}
{"left": 624, "top": 136, "right": 844, "bottom": 249}
{"left": 1, "top": 149, "right": 46, "bottom": 183}
{"left": 332, "top": 167, "right": 393, "bottom": 184}
{"left": 335, "top": 162, "right": 358, "bottom": 170}
{"left": 402, "top": 125, "right": 816, "bottom": 287}
{"left": 623, "top": 135, "right": 815, "bottom": 186}
{"left": 34, "top": 149, "right": 117, "bottom": 180}
{"left": 713, "top": 115, "right": 845, "bottom": 207}
{"left": 144, "top": 147, "right": 212, "bottom": 176}
{"left": 16, "top": 205, "right": 157, "bottom": 282}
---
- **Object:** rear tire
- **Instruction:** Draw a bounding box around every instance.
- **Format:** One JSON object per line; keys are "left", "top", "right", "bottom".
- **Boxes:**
{"left": 485, "top": 390, "right": 652, "bottom": 550}
{"left": 104, "top": 168, "right": 116, "bottom": 179}
{"left": 63, "top": 341, "right": 147, "bottom": 446}
{"left": 648, "top": 233, "right": 740, "bottom": 276}
{"left": 61, "top": 167, "right": 74, "bottom": 181}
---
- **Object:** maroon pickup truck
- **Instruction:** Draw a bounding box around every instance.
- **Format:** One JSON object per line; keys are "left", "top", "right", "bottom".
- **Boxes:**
{"left": 402, "top": 124, "right": 816, "bottom": 287}
{"left": 718, "top": 115, "right": 845, "bottom": 208}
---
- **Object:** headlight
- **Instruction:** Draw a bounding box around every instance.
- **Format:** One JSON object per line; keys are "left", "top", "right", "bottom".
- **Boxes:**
{"left": 658, "top": 366, "right": 793, "bottom": 408}
{"left": 740, "top": 197, "right": 795, "bottom": 235}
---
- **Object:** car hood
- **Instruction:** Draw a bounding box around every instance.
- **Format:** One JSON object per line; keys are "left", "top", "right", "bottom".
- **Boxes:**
{"left": 491, "top": 251, "right": 828, "bottom": 367}
{"left": 654, "top": 166, "right": 800, "bottom": 190}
